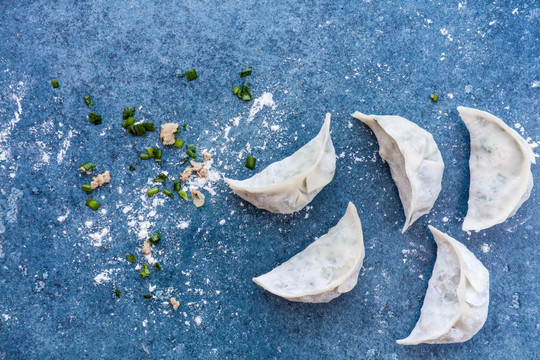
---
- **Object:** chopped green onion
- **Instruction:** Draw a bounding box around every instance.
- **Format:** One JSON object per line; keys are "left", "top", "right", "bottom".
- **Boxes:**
{"left": 81, "top": 184, "right": 93, "bottom": 192}
{"left": 233, "top": 87, "right": 240, "bottom": 94}
{"left": 153, "top": 173, "right": 168, "bottom": 182}
{"left": 142, "top": 294, "right": 153, "bottom": 299}
{"left": 163, "top": 189, "right": 173, "bottom": 198}
{"left": 126, "top": 254, "right": 137, "bottom": 262}
{"left": 123, "top": 107, "right": 135, "bottom": 120}
{"left": 235, "top": 83, "right": 252, "bottom": 101}
{"left": 131, "top": 123, "right": 146, "bottom": 136}
{"left": 51, "top": 78, "right": 59, "bottom": 88}
{"left": 182, "top": 157, "right": 190, "bottom": 164}
{"left": 186, "top": 150, "right": 197, "bottom": 159}
{"left": 140, "top": 264, "right": 151, "bottom": 277}
{"left": 129, "top": 165, "right": 136, "bottom": 171}
{"left": 115, "top": 289, "right": 122, "bottom": 298}
{"left": 178, "top": 190, "right": 189, "bottom": 201}
{"left": 86, "top": 198, "right": 101, "bottom": 210}
{"left": 186, "top": 144, "right": 197, "bottom": 152}
{"left": 83, "top": 94, "right": 94, "bottom": 107}
{"left": 240, "top": 66, "right": 252, "bottom": 78}
{"left": 79, "top": 162, "right": 96, "bottom": 173}
{"left": 245, "top": 155, "right": 256, "bottom": 170}
{"left": 154, "top": 148, "right": 162, "bottom": 162}
{"left": 142, "top": 122, "right": 154, "bottom": 131}
{"left": 147, "top": 186, "right": 159, "bottom": 197}
{"left": 173, "top": 181, "right": 182, "bottom": 192}
{"left": 147, "top": 232, "right": 161, "bottom": 245}
{"left": 183, "top": 123, "right": 187, "bottom": 130}
{"left": 174, "top": 139, "right": 185, "bottom": 148}
{"left": 145, "top": 147, "right": 155, "bottom": 157}
{"left": 153, "top": 262, "right": 162, "bottom": 270}
{"left": 430, "top": 93, "right": 438, "bottom": 102}
{"left": 122, "top": 117, "right": 135, "bottom": 129}
{"left": 140, "top": 153, "right": 151, "bottom": 160}
{"left": 184, "top": 68, "right": 198, "bottom": 81}
{"left": 89, "top": 113, "right": 102, "bottom": 125}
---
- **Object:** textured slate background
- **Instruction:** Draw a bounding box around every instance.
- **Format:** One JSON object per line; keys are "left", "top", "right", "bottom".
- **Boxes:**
{"left": 0, "top": 1, "right": 539, "bottom": 359}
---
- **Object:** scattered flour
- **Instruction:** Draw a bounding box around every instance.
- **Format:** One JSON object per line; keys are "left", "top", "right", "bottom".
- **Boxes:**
{"left": 194, "top": 316, "right": 202, "bottom": 326}
{"left": 57, "top": 209, "right": 70, "bottom": 222}
{"left": 94, "top": 270, "right": 113, "bottom": 285}
{"left": 177, "top": 221, "right": 190, "bottom": 229}
{"left": 88, "top": 227, "right": 110, "bottom": 247}
{"left": 247, "top": 92, "right": 276, "bottom": 123}
{"left": 481, "top": 243, "right": 490, "bottom": 253}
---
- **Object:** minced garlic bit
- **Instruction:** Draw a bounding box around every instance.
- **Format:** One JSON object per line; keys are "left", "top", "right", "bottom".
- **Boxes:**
{"left": 142, "top": 240, "right": 152, "bottom": 255}
{"left": 170, "top": 297, "right": 180, "bottom": 311}
{"left": 90, "top": 170, "right": 111, "bottom": 189}
{"left": 203, "top": 153, "right": 212, "bottom": 161}
{"left": 160, "top": 123, "right": 179, "bottom": 145}
{"left": 191, "top": 190, "right": 205, "bottom": 208}
{"left": 180, "top": 166, "right": 193, "bottom": 182}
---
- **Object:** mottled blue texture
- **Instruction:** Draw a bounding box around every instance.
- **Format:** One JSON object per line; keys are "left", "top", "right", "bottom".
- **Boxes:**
{"left": 0, "top": 1, "right": 539, "bottom": 359}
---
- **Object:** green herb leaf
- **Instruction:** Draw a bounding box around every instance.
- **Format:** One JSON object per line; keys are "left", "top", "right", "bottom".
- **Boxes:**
{"left": 140, "top": 264, "right": 151, "bottom": 277}
{"left": 115, "top": 289, "right": 122, "bottom": 298}
{"left": 89, "top": 113, "right": 102, "bottom": 125}
{"left": 173, "top": 181, "right": 182, "bottom": 192}
{"left": 240, "top": 66, "right": 252, "bottom": 78}
{"left": 126, "top": 254, "right": 137, "bottom": 262}
{"left": 183, "top": 123, "right": 187, "bottom": 130}
{"left": 83, "top": 94, "right": 94, "bottom": 107}
{"left": 147, "top": 232, "right": 161, "bottom": 245}
{"left": 129, "top": 166, "right": 136, "bottom": 171}
{"left": 153, "top": 262, "right": 162, "bottom": 271}
{"left": 153, "top": 173, "right": 168, "bottom": 182}
{"left": 235, "top": 83, "right": 252, "bottom": 101}
{"left": 86, "top": 198, "right": 101, "bottom": 210}
{"left": 430, "top": 93, "right": 438, "bottom": 102}
{"left": 245, "top": 155, "right": 256, "bottom": 170}
{"left": 147, "top": 186, "right": 159, "bottom": 197}
{"left": 142, "top": 294, "right": 153, "bottom": 299}
{"left": 51, "top": 78, "right": 59, "bottom": 88}
{"left": 81, "top": 184, "right": 93, "bottom": 192}
{"left": 123, "top": 107, "right": 135, "bottom": 120}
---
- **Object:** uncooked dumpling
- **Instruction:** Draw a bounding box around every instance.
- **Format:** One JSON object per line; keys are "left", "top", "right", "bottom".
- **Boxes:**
{"left": 397, "top": 226, "right": 489, "bottom": 345}
{"left": 253, "top": 202, "right": 364, "bottom": 303}
{"left": 352, "top": 112, "right": 444, "bottom": 233}
{"left": 458, "top": 106, "right": 536, "bottom": 232}
{"left": 224, "top": 113, "right": 336, "bottom": 214}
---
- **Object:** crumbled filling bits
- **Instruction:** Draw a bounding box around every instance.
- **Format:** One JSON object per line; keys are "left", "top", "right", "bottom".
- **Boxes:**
{"left": 192, "top": 189, "right": 205, "bottom": 207}
{"left": 170, "top": 297, "right": 180, "bottom": 311}
{"left": 90, "top": 170, "right": 111, "bottom": 189}
{"left": 197, "top": 168, "right": 208, "bottom": 178}
{"left": 203, "top": 153, "right": 212, "bottom": 161}
{"left": 142, "top": 240, "right": 152, "bottom": 255}
{"left": 190, "top": 160, "right": 203, "bottom": 172}
{"left": 180, "top": 166, "right": 193, "bottom": 182}
{"left": 160, "top": 123, "right": 179, "bottom": 145}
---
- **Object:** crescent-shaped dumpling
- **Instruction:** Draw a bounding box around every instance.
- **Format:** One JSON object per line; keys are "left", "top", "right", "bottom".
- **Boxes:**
{"left": 397, "top": 226, "right": 489, "bottom": 345}
{"left": 253, "top": 202, "right": 364, "bottom": 303}
{"left": 352, "top": 112, "right": 444, "bottom": 233}
{"left": 458, "top": 106, "right": 536, "bottom": 232}
{"left": 224, "top": 113, "right": 336, "bottom": 214}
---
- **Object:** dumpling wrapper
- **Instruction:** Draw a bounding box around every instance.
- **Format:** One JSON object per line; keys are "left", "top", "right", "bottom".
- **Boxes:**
{"left": 458, "top": 106, "right": 537, "bottom": 232}
{"left": 352, "top": 112, "right": 444, "bottom": 233}
{"left": 224, "top": 114, "right": 336, "bottom": 214}
{"left": 397, "top": 226, "right": 489, "bottom": 345}
{"left": 253, "top": 202, "right": 364, "bottom": 303}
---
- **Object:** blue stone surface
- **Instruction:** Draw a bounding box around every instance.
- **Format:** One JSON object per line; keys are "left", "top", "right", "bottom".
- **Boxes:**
{"left": 0, "top": 1, "right": 539, "bottom": 359}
